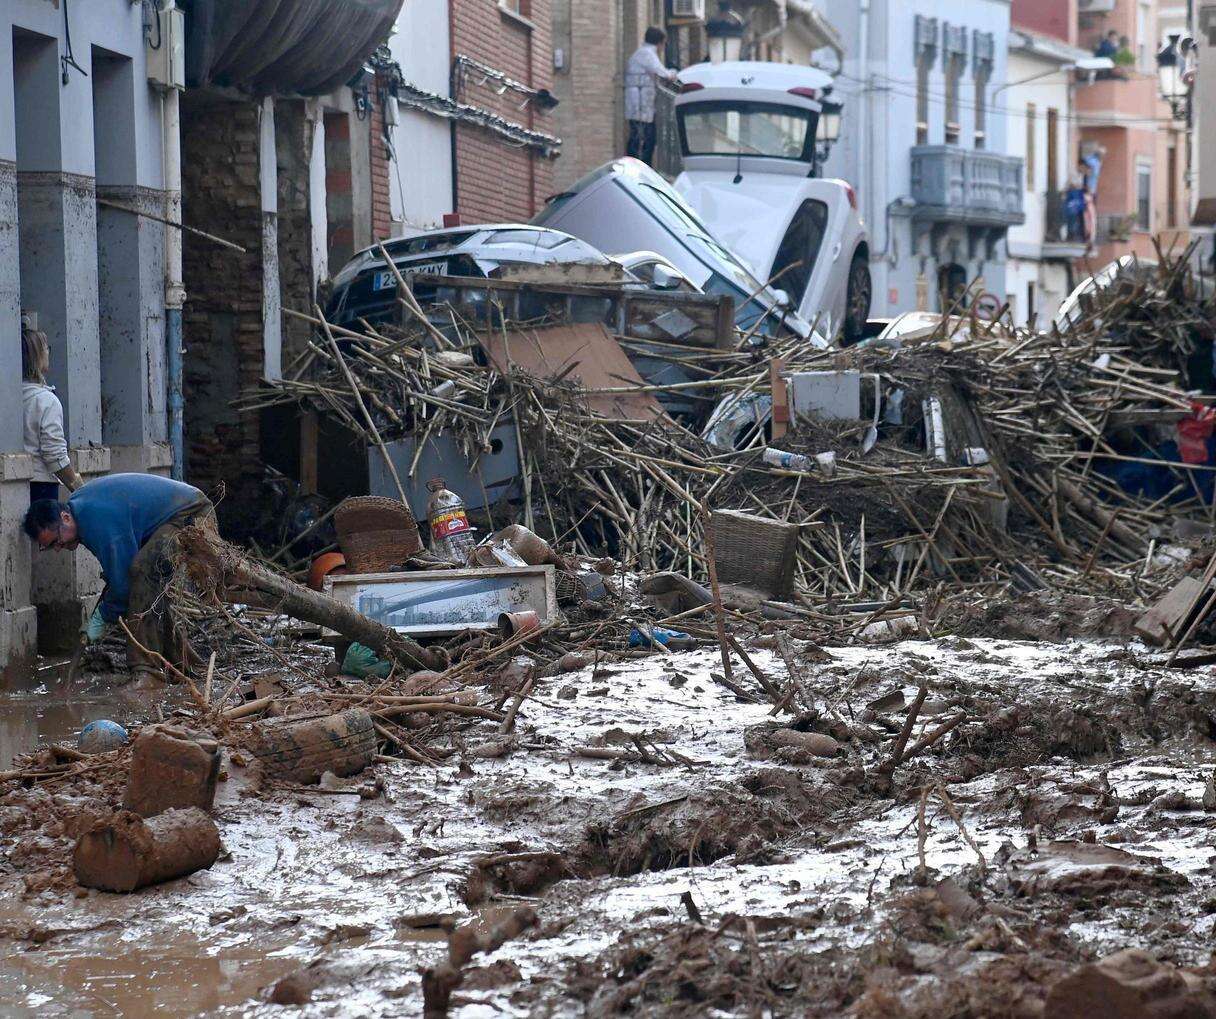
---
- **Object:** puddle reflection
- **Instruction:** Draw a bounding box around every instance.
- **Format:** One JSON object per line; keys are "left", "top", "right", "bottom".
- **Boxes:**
{"left": 0, "top": 693, "right": 144, "bottom": 770}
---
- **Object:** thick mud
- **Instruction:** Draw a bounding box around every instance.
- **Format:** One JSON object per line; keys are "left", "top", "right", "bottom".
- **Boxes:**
{"left": 3, "top": 634, "right": 1216, "bottom": 1015}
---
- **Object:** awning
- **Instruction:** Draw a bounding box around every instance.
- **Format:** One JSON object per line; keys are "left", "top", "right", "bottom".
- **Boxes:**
{"left": 784, "top": 0, "right": 843, "bottom": 61}
{"left": 183, "top": 0, "right": 404, "bottom": 95}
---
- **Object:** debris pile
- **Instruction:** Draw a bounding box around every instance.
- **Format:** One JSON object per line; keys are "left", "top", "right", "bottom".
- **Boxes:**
{"left": 4, "top": 252, "right": 1216, "bottom": 1016}
{"left": 233, "top": 252, "right": 1215, "bottom": 621}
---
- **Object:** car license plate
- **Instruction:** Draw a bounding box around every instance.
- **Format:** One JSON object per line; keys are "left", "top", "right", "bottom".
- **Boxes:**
{"left": 374, "top": 261, "right": 447, "bottom": 290}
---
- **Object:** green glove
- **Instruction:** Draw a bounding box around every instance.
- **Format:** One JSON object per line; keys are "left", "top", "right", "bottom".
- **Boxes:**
{"left": 85, "top": 606, "right": 107, "bottom": 644}
{"left": 341, "top": 642, "right": 392, "bottom": 679}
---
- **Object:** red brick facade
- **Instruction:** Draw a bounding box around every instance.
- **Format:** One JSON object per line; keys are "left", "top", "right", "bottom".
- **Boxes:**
{"left": 449, "top": 0, "right": 557, "bottom": 222}
{"left": 370, "top": 75, "right": 393, "bottom": 241}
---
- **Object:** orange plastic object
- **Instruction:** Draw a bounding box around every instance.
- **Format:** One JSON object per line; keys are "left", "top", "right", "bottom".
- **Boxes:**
{"left": 308, "top": 552, "right": 348, "bottom": 591}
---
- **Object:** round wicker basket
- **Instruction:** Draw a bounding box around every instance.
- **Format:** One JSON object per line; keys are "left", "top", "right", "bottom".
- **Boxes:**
{"left": 334, "top": 496, "right": 423, "bottom": 573}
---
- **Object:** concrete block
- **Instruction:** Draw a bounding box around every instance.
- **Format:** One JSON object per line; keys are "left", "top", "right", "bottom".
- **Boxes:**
{"left": 109, "top": 442, "right": 173, "bottom": 476}
{"left": 97, "top": 185, "right": 168, "bottom": 450}
{"left": 72, "top": 444, "right": 111, "bottom": 476}
{"left": 0, "top": 160, "right": 20, "bottom": 451}
{"left": 0, "top": 452, "right": 34, "bottom": 482}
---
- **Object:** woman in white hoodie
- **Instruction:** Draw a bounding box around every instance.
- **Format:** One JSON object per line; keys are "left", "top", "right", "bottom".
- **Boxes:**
{"left": 22, "top": 324, "right": 83, "bottom": 502}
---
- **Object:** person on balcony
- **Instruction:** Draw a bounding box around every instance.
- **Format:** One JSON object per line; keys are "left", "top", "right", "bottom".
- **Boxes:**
{"left": 1081, "top": 148, "right": 1104, "bottom": 198}
{"left": 625, "top": 27, "right": 678, "bottom": 167}
{"left": 1094, "top": 30, "right": 1118, "bottom": 59}
{"left": 1064, "top": 173, "right": 1088, "bottom": 243}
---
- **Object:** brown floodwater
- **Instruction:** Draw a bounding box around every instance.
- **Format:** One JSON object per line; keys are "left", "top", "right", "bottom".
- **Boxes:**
{"left": 0, "top": 687, "right": 145, "bottom": 770}
{"left": 0, "top": 919, "right": 304, "bottom": 1016}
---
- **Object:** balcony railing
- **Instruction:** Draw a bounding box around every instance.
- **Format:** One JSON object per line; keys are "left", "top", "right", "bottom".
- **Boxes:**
{"left": 1043, "top": 189, "right": 1091, "bottom": 251}
{"left": 1095, "top": 212, "right": 1138, "bottom": 245}
{"left": 910, "top": 146, "right": 1025, "bottom": 226}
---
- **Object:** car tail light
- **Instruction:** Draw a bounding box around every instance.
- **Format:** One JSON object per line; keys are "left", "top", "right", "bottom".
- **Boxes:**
{"left": 787, "top": 87, "right": 819, "bottom": 100}
{"left": 679, "top": 82, "right": 704, "bottom": 93}
{"left": 845, "top": 184, "right": 857, "bottom": 209}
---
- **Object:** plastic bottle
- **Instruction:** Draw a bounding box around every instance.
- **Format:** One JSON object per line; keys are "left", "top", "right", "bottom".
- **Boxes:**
{"left": 426, "top": 477, "right": 476, "bottom": 563}
{"left": 762, "top": 447, "right": 813, "bottom": 471}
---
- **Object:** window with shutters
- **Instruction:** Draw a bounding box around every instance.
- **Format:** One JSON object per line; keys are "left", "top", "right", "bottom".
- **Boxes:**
{"left": 914, "top": 15, "right": 938, "bottom": 145}
{"left": 1136, "top": 159, "right": 1152, "bottom": 231}
{"left": 1025, "top": 103, "right": 1036, "bottom": 191}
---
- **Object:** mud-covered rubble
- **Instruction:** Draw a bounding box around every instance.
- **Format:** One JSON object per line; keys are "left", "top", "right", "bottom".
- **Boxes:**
{"left": 3, "top": 631, "right": 1216, "bottom": 1015}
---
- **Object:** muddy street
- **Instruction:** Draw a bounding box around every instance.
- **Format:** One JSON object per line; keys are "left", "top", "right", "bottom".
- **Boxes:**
{"left": 4, "top": 616, "right": 1216, "bottom": 1017}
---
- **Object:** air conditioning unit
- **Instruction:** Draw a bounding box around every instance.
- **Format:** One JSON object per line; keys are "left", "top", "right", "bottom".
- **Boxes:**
{"left": 669, "top": 0, "right": 706, "bottom": 22}
{"left": 1078, "top": 0, "right": 1116, "bottom": 13}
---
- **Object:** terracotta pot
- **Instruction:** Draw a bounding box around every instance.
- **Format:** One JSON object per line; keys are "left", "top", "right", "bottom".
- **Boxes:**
{"left": 498, "top": 610, "right": 541, "bottom": 642}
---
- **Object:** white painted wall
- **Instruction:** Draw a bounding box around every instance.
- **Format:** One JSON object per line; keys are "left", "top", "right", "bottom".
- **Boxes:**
{"left": 307, "top": 101, "right": 329, "bottom": 285}
{"left": 821, "top": 0, "right": 1016, "bottom": 315}
{"left": 387, "top": 0, "right": 454, "bottom": 235}
{"left": 1004, "top": 47, "right": 1072, "bottom": 259}
{"left": 260, "top": 98, "right": 282, "bottom": 382}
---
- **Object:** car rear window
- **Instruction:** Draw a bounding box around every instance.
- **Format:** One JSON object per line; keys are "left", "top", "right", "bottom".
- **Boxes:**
{"left": 485, "top": 229, "right": 569, "bottom": 249}
{"left": 382, "top": 231, "right": 477, "bottom": 257}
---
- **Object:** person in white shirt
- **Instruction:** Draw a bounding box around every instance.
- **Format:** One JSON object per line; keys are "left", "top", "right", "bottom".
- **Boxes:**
{"left": 22, "top": 323, "right": 83, "bottom": 503}
{"left": 625, "top": 27, "right": 677, "bottom": 166}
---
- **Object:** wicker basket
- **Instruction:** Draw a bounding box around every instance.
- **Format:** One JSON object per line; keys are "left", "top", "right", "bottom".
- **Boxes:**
{"left": 707, "top": 509, "right": 798, "bottom": 599}
{"left": 555, "top": 570, "right": 588, "bottom": 605}
{"left": 334, "top": 496, "right": 423, "bottom": 573}
{"left": 335, "top": 495, "right": 417, "bottom": 536}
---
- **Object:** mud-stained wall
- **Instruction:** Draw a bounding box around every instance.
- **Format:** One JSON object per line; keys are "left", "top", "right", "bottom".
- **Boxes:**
{"left": 180, "top": 96, "right": 265, "bottom": 523}
{"left": 276, "top": 101, "right": 315, "bottom": 367}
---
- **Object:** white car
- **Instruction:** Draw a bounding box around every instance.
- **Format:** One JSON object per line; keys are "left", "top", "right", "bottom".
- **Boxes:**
{"left": 323, "top": 224, "right": 617, "bottom": 328}
{"left": 673, "top": 61, "right": 871, "bottom": 344}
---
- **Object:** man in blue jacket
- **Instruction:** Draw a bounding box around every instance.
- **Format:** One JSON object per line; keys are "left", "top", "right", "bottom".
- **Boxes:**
{"left": 23, "top": 474, "right": 215, "bottom": 682}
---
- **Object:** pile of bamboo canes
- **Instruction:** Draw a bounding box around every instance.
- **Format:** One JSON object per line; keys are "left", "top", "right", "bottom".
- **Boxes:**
{"left": 235, "top": 249, "right": 1216, "bottom": 611}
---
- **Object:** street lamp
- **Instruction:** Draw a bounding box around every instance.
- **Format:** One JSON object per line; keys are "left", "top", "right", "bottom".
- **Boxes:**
{"left": 1156, "top": 33, "right": 1195, "bottom": 120}
{"left": 705, "top": 1, "right": 745, "bottom": 64}
{"left": 816, "top": 97, "right": 842, "bottom": 165}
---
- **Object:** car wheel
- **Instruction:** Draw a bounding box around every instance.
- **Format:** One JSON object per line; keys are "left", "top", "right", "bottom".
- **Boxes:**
{"left": 843, "top": 254, "right": 871, "bottom": 345}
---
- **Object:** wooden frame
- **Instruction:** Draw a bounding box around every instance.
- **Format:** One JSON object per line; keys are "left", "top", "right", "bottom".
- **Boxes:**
{"left": 323, "top": 566, "right": 557, "bottom": 637}
{"left": 411, "top": 273, "right": 737, "bottom": 349}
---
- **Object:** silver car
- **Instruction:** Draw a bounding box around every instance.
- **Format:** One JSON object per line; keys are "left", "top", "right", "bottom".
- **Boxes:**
{"left": 533, "top": 159, "right": 819, "bottom": 342}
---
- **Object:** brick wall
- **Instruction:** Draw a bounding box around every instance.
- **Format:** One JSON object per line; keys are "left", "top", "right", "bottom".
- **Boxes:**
{"left": 371, "top": 76, "right": 393, "bottom": 241}
{"left": 180, "top": 97, "right": 265, "bottom": 512}
{"left": 450, "top": 0, "right": 558, "bottom": 221}
{"left": 1012, "top": 0, "right": 1078, "bottom": 45}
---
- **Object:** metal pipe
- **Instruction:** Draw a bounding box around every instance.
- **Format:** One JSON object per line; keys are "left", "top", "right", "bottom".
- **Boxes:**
{"left": 162, "top": 33, "right": 186, "bottom": 481}
{"left": 858, "top": 0, "right": 872, "bottom": 289}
